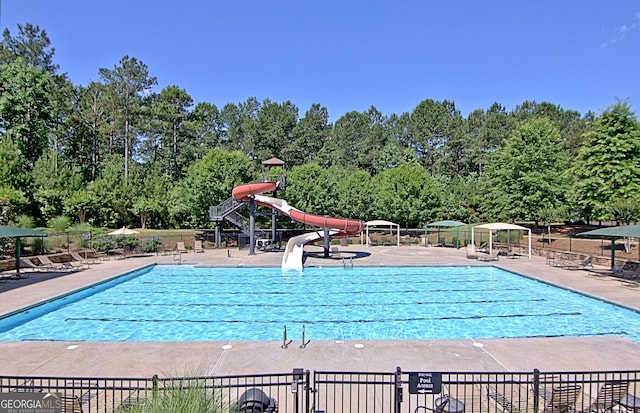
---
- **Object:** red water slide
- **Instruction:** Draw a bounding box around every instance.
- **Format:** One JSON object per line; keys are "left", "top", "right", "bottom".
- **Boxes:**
{"left": 232, "top": 182, "right": 363, "bottom": 233}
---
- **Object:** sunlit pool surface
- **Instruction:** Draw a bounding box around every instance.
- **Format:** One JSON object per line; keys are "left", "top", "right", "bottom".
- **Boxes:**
{"left": 0, "top": 265, "right": 638, "bottom": 342}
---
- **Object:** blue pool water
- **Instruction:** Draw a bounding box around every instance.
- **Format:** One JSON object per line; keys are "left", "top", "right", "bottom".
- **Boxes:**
{"left": 0, "top": 265, "right": 639, "bottom": 342}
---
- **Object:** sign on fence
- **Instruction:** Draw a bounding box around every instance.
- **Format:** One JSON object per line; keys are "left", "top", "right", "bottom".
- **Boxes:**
{"left": 408, "top": 372, "right": 442, "bottom": 394}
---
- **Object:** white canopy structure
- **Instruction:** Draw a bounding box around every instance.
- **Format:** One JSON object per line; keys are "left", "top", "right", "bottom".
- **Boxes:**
{"left": 471, "top": 222, "right": 531, "bottom": 258}
{"left": 363, "top": 220, "right": 400, "bottom": 247}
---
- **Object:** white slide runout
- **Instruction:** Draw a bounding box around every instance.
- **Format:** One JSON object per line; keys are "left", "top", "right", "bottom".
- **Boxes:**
{"left": 281, "top": 230, "right": 340, "bottom": 269}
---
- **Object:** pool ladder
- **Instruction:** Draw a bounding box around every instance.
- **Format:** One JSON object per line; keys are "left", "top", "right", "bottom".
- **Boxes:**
{"left": 342, "top": 257, "right": 353, "bottom": 269}
{"left": 281, "top": 325, "right": 310, "bottom": 348}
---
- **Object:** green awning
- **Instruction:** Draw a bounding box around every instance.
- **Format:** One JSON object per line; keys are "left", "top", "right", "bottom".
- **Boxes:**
{"left": 425, "top": 221, "right": 468, "bottom": 249}
{"left": 0, "top": 226, "right": 48, "bottom": 278}
{"left": 577, "top": 225, "right": 640, "bottom": 239}
{"left": 426, "top": 220, "right": 467, "bottom": 227}
{"left": 577, "top": 225, "right": 640, "bottom": 269}
{"left": 0, "top": 226, "right": 49, "bottom": 238}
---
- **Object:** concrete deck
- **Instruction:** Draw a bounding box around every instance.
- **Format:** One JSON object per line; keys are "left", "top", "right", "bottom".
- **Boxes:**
{"left": 1, "top": 245, "right": 639, "bottom": 377}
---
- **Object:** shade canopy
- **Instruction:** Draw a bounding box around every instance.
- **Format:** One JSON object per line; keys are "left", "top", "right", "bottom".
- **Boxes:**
{"left": 0, "top": 226, "right": 48, "bottom": 238}
{"left": 425, "top": 220, "right": 468, "bottom": 248}
{"left": 577, "top": 225, "right": 640, "bottom": 269}
{"left": 426, "top": 220, "right": 467, "bottom": 227}
{"left": 363, "top": 220, "right": 400, "bottom": 247}
{"left": 578, "top": 225, "right": 640, "bottom": 239}
{"left": 0, "top": 226, "right": 48, "bottom": 277}
{"left": 108, "top": 227, "right": 139, "bottom": 236}
{"left": 471, "top": 222, "right": 532, "bottom": 258}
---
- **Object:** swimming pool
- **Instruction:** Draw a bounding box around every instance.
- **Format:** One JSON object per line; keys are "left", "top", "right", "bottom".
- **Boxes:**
{"left": 0, "top": 265, "right": 639, "bottom": 342}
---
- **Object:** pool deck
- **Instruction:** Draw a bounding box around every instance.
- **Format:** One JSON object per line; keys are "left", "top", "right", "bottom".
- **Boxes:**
{"left": 1, "top": 245, "right": 640, "bottom": 377}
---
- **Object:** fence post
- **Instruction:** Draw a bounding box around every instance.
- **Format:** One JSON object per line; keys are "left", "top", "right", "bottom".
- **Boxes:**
{"left": 532, "top": 369, "right": 540, "bottom": 413}
{"left": 304, "top": 370, "right": 311, "bottom": 413}
{"left": 395, "top": 366, "right": 403, "bottom": 413}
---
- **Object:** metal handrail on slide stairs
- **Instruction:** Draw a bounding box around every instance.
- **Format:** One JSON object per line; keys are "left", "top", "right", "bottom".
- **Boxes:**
{"left": 210, "top": 198, "right": 269, "bottom": 239}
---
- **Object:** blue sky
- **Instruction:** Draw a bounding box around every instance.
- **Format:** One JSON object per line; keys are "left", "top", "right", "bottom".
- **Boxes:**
{"left": 2, "top": 0, "right": 639, "bottom": 120}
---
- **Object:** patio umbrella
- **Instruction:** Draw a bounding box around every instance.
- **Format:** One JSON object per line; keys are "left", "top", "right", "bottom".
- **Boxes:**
{"left": 577, "top": 225, "right": 640, "bottom": 270}
{"left": 108, "top": 227, "right": 139, "bottom": 236}
{"left": 108, "top": 227, "right": 139, "bottom": 253}
{"left": 0, "top": 226, "right": 48, "bottom": 278}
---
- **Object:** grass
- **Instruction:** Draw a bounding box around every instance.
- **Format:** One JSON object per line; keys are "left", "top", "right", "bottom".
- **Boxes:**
{"left": 118, "top": 377, "right": 226, "bottom": 413}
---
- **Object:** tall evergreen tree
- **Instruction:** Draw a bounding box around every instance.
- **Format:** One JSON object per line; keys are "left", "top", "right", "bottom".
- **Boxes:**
{"left": 99, "top": 55, "right": 157, "bottom": 181}
{"left": 0, "top": 23, "right": 58, "bottom": 73}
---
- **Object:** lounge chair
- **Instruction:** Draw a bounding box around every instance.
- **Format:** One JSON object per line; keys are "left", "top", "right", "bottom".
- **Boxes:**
{"left": 584, "top": 381, "right": 628, "bottom": 413}
{"left": 18, "top": 258, "right": 45, "bottom": 273}
{"left": 590, "top": 261, "right": 639, "bottom": 278}
{"left": 542, "top": 384, "right": 582, "bottom": 413}
{"left": 175, "top": 241, "right": 188, "bottom": 254}
{"left": 70, "top": 251, "right": 101, "bottom": 265}
{"left": 36, "top": 255, "right": 78, "bottom": 272}
{"left": 194, "top": 240, "right": 204, "bottom": 253}
{"left": 330, "top": 246, "right": 341, "bottom": 258}
{"left": 477, "top": 251, "right": 500, "bottom": 262}
{"left": 554, "top": 256, "right": 593, "bottom": 271}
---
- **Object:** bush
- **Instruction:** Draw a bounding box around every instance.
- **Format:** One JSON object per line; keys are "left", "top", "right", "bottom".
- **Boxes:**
{"left": 47, "top": 215, "right": 71, "bottom": 233}
{"left": 91, "top": 237, "right": 116, "bottom": 253}
{"left": 31, "top": 237, "right": 47, "bottom": 255}
{"left": 141, "top": 237, "right": 162, "bottom": 253}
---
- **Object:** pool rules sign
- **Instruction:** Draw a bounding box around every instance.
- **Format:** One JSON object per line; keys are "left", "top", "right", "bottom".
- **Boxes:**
{"left": 409, "top": 372, "right": 442, "bottom": 394}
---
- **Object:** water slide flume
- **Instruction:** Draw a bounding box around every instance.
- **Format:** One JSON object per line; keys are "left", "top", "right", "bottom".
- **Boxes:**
{"left": 232, "top": 182, "right": 363, "bottom": 268}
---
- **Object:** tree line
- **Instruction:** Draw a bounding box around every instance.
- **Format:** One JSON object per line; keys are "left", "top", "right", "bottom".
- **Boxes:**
{"left": 1, "top": 23, "right": 639, "bottom": 234}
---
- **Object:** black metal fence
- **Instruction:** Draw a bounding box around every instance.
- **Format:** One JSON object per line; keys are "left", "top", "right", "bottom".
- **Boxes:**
{"left": 1, "top": 369, "right": 639, "bottom": 413}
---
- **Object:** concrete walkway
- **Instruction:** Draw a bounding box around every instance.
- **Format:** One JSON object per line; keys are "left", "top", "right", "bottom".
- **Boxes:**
{"left": 1, "top": 245, "right": 639, "bottom": 377}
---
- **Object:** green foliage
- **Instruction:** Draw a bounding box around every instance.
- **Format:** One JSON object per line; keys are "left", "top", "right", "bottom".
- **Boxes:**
{"left": 63, "top": 189, "right": 99, "bottom": 224}
{"left": 483, "top": 118, "right": 568, "bottom": 222}
{"left": 32, "top": 150, "right": 84, "bottom": 223}
{"left": 91, "top": 237, "right": 116, "bottom": 253}
{"left": 610, "top": 199, "right": 640, "bottom": 225}
{"left": 0, "top": 137, "right": 28, "bottom": 190}
{"left": 1, "top": 21, "right": 640, "bottom": 230}
{"left": 572, "top": 101, "right": 640, "bottom": 222}
{"left": 0, "top": 23, "right": 58, "bottom": 73}
{"left": 88, "top": 154, "right": 131, "bottom": 227}
{"left": 0, "top": 194, "right": 16, "bottom": 225}
{"left": 437, "top": 174, "right": 482, "bottom": 223}
{"left": 285, "top": 163, "right": 338, "bottom": 217}
{"left": 140, "top": 237, "right": 162, "bottom": 253}
{"left": 372, "top": 164, "right": 441, "bottom": 227}
{"left": 14, "top": 214, "right": 34, "bottom": 228}
{"left": 31, "top": 237, "right": 46, "bottom": 255}
{"left": 47, "top": 215, "right": 71, "bottom": 233}
{"left": 169, "top": 149, "right": 256, "bottom": 228}
{"left": 0, "top": 58, "right": 57, "bottom": 169}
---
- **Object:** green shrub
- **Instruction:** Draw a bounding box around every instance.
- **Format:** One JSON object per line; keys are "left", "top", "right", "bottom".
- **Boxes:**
{"left": 141, "top": 238, "right": 162, "bottom": 253}
{"left": 118, "top": 378, "right": 224, "bottom": 413}
{"left": 47, "top": 215, "right": 71, "bottom": 233}
{"left": 31, "top": 237, "right": 47, "bottom": 255}
{"left": 15, "top": 214, "right": 35, "bottom": 228}
{"left": 91, "top": 237, "right": 116, "bottom": 253}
